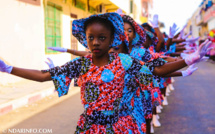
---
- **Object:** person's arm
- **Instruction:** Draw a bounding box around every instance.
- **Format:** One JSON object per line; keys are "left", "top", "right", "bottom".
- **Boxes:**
{"left": 163, "top": 71, "right": 182, "bottom": 77}
{"left": 11, "top": 67, "right": 51, "bottom": 82}
{"left": 0, "top": 59, "right": 51, "bottom": 82}
{"left": 169, "top": 52, "right": 182, "bottom": 57}
{"left": 153, "top": 59, "right": 187, "bottom": 76}
{"left": 154, "top": 27, "right": 165, "bottom": 52}
{"left": 149, "top": 14, "right": 165, "bottom": 52}
{"left": 162, "top": 56, "right": 179, "bottom": 62}
{"left": 165, "top": 38, "right": 172, "bottom": 50}
{"left": 153, "top": 39, "right": 212, "bottom": 76}
{"left": 176, "top": 46, "right": 186, "bottom": 52}
{"left": 67, "top": 49, "right": 90, "bottom": 56}
{"left": 177, "top": 24, "right": 187, "bottom": 39}
{"left": 163, "top": 64, "right": 198, "bottom": 77}
{"left": 48, "top": 47, "right": 90, "bottom": 57}
{"left": 172, "top": 38, "right": 186, "bottom": 43}
{"left": 166, "top": 23, "right": 179, "bottom": 50}
{"left": 173, "top": 37, "right": 199, "bottom": 44}
{"left": 173, "top": 32, "right": 180, "bottom": 39}
{"left": 176, "top": 43, "right": 186, "bottom": 47}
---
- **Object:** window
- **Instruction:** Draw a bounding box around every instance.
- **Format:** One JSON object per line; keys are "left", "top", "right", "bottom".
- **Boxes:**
{"left": 45, "top": 2, "right": 62, "bottom": 53}
{"left": 70, "top": 21, "right": 78, "bottom": 60}
{"left": 73, "top": 0, "right": 86, "bottom": 11}
{"left": 130, "top": 0, "right": 133, "bottom": 13}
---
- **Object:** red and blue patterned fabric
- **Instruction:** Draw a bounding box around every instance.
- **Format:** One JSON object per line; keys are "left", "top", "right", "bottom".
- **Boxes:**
{"left": 130, "top": 47, "right": 165, "bottom": 107}
{"left": 121, "top": 16, "right": 165, "bottom": 109}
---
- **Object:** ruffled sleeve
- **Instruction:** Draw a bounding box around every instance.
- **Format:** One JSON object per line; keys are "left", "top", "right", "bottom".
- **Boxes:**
{"left": 42, "top": 57, "right": 82, "bottom": 97}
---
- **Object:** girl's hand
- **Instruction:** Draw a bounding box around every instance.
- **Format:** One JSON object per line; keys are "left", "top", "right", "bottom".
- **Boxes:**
{"left": 184, "top": 39, "right": 212, "bottom": 65}
{"left": 0, "top": 59, "right": 13, "bottom": 73}
{"left": 181, "top": 64, "right": 198, "bottom": 77}
{"left": 149, "top": 14, "right": 159, "bottom": 28}
{"left": 177, "top": 24, "right": 187, "bottom": 39}
{"left": 48, "top": 47, "right": 67, "bottom": 52}
{"left": 185, "top": 37, "right": 199, "bottom": 43}
{"left": 169, "top": 23, "right": 179, "bottom": 38}
{"left": 180, "top": 53, "right": 189, "bottom": 59}
{"left": 45, "top": 58, "right": 55, "bottom": 68}
{"left": 182, "top": 31, "right": 191, "bottom": 39}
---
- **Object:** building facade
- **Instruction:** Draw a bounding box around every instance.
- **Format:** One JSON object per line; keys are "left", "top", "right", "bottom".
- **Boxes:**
{"left": 1, "top": 0, "right": 148, "bottom": 85}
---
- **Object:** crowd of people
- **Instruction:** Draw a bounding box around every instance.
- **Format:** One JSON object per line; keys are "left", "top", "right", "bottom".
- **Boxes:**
{"left": 0, "top": 11, "right": 213, "bottom": 134}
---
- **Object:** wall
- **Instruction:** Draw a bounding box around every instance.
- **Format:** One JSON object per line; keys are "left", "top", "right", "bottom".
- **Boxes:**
{"left": 109, "top": 0, "right": 130, "bottom": 13}
{"left": 208, "top": 18, "right": 215, "bottom": 31}
{"left": 0, "top": 0, "right": 45, "bottom": 85}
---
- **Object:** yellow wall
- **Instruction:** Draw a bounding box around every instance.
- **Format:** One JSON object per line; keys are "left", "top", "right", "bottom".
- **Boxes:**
{"left": 109, "top": 0, "right": 130, "bottom": 13}
{"left": 43, "top": 0, "right": 86, "bottom": 67}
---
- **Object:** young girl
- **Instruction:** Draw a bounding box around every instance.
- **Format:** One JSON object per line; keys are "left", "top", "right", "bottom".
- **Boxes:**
{"left": 49, "top": 36, "right": 151, "bottom": 133}
{"left": 0, "top": 13, "right": 157, "bottom": 133}
{"left": 120, "top": 14, "right": 211, "bottom": 133}
{"left": 48, "top": 39, "right": 199, "bottom": 134}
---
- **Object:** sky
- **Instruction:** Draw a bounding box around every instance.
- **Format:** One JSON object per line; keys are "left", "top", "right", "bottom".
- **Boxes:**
{"left": 150, "top": 0, "right": 202, "bottom": 34}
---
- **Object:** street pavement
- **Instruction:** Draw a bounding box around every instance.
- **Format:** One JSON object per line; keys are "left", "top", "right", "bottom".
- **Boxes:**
{"left": 155, "top": 61, "right": 215, "bottom": 134}
{"left": 8, "top": 92, "right": 83, "bottom": 134}
{"left": 7, "top": 61, "right": 215, "bottom": 134}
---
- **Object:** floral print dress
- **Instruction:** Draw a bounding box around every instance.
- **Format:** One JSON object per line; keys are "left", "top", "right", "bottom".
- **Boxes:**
{"left": 43, "top": 53, "right": 153, "bottom": 134}
{"left": 130, "top": 46, "right": 165, "bottom": 110}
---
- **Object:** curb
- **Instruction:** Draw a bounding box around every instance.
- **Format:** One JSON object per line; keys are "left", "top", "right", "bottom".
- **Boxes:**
{"left": 0, "top": 87, "right": 56, "bottom": 116}
{"left": 0, "top": 86, "right": 80, "bottom": 132}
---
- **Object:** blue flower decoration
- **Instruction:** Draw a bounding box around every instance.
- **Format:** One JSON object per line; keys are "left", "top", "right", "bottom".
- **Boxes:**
{"left": 144, "top": 90, "right": 149, "bottom": 100}
{"left": 101, "top": 69, "right": 114, "bottom": 82}
{"left": 154, "top": 92, "right": 158, "bottom": 98}
{"left": 119, "top": 53, "right": 133, "bottom": 71}
{"left": 84, "top": 104, "right": 89, "bottom": 109}
{"left": 102, "top": 110, "right": 115, "bottom": 116}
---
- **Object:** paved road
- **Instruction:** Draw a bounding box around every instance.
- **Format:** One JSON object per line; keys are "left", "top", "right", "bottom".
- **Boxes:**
{"left": 9, "top": 92, "right": 83, "bottom": 134}
{"left": 155, "top": 61, "right": 215, "bottom": 134}
{"left": 9, "top": 61, "right": 215, "bottom": 134}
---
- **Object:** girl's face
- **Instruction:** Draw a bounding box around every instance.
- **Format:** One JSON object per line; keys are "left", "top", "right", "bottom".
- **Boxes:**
{"left": 143, "top": 35, "right": 152, "bottom": 48}
{"left": 124, "top": 22, "right": 135, "bottom": 44}
{"left": 86, "top": 22, "right": 113, "bottom": 57}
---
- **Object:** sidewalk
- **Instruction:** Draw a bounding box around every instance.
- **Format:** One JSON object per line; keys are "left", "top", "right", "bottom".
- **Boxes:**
{"left": 0, "top": 79, "right": 74, "bottom": 116}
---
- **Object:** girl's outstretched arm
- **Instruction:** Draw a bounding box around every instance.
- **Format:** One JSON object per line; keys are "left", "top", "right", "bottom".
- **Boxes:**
{"left": 163, "top": 64, "right": 198, "bottom": 77}
{"left": 153, "top": 59, "right": 187, "bottom": 77}
{"left": 154, "top": 27, "right": 165, "bottom": 52}
{"left": 48, "top": 47, "right": 90, "bottom": 57}
{"left": 166, "top": 23, "right": 179, "bottom": 50}
{"left": 11, "top": 67, "right": 51, "bottom": 82}
{"left": 165, "top": 38, "right": 172, "bottom": 50}
{"left": 0, "top": 59, "right": 51, "bottom": 82}
{"left": 163, "top": 71, "right": 182, "bottom": 77}
{"left": 154, "top": 39, "right": 212, "bottom": 76}
{"left": 67, "top": 49, "right": 90, "bottom": 56}
{"left": 149, "top": 14, "right": 165, "bottom": 52}
{"left": 161, "top": 56, "right": 180, "bottom": 62}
